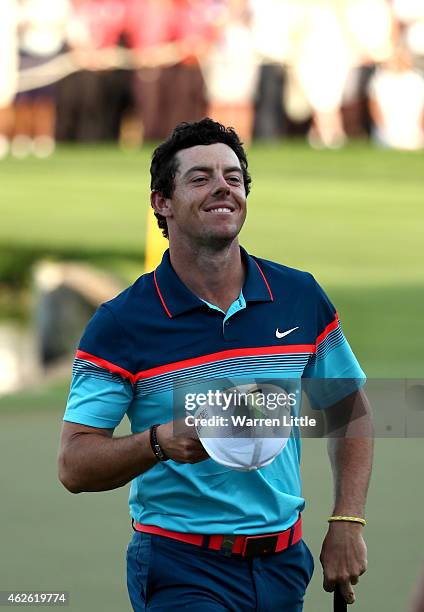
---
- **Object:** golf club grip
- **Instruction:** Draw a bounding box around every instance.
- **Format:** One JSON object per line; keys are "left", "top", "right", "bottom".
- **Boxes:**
{"left": 334, "top": 585, "right": 347, "bottom": 612}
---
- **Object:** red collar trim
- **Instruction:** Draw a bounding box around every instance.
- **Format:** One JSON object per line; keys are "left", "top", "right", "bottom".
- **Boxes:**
{"left": 154, "top": 269, "right": 172, "bottom": 318}
{"left": 253, "top": 260, "right": 274, "bottom": 301}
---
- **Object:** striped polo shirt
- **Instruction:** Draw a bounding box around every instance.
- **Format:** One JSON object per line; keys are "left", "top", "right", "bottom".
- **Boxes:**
{"left": 64, "top": 247, "right": 365, "bottom": 534}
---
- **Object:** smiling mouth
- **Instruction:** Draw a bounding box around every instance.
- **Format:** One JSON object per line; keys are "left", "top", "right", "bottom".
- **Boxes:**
{"left": 204, "top": 205, "right": 236, "bottom": 214}
{"left": 208, "top": 207, "right": 233, "bottom": 213}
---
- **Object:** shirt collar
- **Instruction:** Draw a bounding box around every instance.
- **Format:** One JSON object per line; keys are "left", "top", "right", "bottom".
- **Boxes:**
{"left": 154, "top": 247, "right": 273, "bottom": 318}
{"left": 241, "top": 247, "right": 274, "bottom": 303}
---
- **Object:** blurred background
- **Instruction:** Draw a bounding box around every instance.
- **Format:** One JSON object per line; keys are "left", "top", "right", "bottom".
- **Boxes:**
{"left": 0, "top": 1, "right": 423, "bottom": 611}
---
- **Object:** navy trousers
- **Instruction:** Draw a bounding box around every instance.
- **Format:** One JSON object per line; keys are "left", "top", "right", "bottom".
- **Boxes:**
{"left": 127, "top": 532, "right": 314, "bottom": 611}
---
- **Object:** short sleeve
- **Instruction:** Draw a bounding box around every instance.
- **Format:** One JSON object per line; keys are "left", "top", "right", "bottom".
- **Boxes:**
{"left": 63, "top": 305, "right": 134, "bottom": 428}
{"left": 76, "top": 304, "right": 134, "bottom": 372}
{"left": 302, "top": 280, "right": 366, "bottom": 409}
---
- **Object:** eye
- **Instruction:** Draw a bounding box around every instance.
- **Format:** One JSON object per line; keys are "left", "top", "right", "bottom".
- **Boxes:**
{"left": 192, "top": 176, "right": 208, "bottom": 184}
{"left": 227, "top": 176, "right": 242, "bottom": 185}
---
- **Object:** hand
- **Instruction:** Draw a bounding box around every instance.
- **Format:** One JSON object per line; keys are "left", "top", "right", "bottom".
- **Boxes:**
{"left": 320, "top": 522, "right": 368, "bottom": 605}
{"left": 156, "top": 421, "right": 210, "bottom": 464}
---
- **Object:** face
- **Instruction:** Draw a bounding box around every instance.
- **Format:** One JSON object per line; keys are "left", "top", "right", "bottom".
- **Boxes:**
{"left": 153, "top": 143, "right": 247, "bottom": 248}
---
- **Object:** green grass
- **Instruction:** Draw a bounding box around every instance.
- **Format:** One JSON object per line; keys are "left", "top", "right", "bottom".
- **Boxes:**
{"left": 1, "top": 143, "right": 423, "bottom": 285}
{"left": 1, "top": 143, "right": 423, "bottom": 374}
{"left": 0, "top": 146, "right": 152, "bottom": 254}
{"left": 0, "top": 404, "right": 423, "bottom": 612}
{"left": 1, "top": 143, "right": 423, "bottom": 610}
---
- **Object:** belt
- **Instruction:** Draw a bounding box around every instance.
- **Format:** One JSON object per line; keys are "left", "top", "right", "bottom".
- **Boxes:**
{"left": 133, "top": 515, "right": 302, "bottom": 558}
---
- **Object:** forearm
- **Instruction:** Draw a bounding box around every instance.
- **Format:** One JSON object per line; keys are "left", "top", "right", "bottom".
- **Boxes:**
{"left": 59, "top": 430, "right": 156, "bottom": 493}
{"left": 324, "top": 389, "right": 374, "bottom": 516}
{"left": 410, "top": 565, "right": 424, "bottom": 612}
{"left": 328, "top": 428, "right": 374, "bottom": 516}
{"left": 321, "top": 408, "right": 373, "bottom": 603}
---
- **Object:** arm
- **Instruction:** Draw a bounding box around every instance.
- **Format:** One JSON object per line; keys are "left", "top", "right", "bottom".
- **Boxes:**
{"left": 58, "top": 420, "right": 209, "bottom": 494}
{"left": 411, "top": 565, "right": 424, "bottom": 612}
{"left": 320, "top": 388, "right": 374, "bottom": 604}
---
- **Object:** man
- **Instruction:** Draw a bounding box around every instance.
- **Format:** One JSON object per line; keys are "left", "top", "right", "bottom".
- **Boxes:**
{"left": 58, "top": 118, "right": 373, "bottom": 611}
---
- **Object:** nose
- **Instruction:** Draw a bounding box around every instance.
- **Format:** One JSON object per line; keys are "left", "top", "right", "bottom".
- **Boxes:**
{"left": 212, "top": 173, "right": 231, "bottom": 195}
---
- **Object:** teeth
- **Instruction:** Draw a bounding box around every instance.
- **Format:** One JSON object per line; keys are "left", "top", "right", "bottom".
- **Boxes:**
{"left": 209, "top": 207, "right": 232, "bottom": 213}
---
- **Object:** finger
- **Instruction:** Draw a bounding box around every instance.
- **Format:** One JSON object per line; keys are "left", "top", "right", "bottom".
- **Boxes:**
{"left": 190, "top": 454, "right": 210, "bottom": 463}
{"left": 350, "top": 576, "right": 359, "bottom": 586}
{"left": 339, "top": 581, "right": 355, "bottom": 605}
{"left": 323, "top": 577, "right": 336, "bottom": 593}
{"left": 359, "top": 564, "right": 367, "bottom": 576}
{"left": 187, "top": 443, "right": 209, "bottom": 457}
{"left": 178, "top": 438, "right": 203, "bottom": 453}
{"left": 183, "top": 436, "right": 206, "bottom": 447}
{"left": 183, "top": 445, "right": 210, "bottom": 462}
{"left": 188, "top": 448, "right": 209, "bottom": 459}
{"left": 187, "top": 454, "right": 209, "bottom": 464}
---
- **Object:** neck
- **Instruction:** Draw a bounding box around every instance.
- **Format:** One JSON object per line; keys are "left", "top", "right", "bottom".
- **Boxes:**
{"left": 168, "top": 238, "right": 245, "bottom": 312}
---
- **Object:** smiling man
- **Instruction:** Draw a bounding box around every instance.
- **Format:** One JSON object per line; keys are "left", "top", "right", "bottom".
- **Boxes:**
{"left": 59, "top": 118, "right": 373, "bottom": 611}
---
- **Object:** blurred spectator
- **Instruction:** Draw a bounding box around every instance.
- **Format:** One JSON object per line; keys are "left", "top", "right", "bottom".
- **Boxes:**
{"left": 5, "top": 0, "right": 423, "bottom": 149}
{"left": 203, "top": 0, "right": 258, "bottom": 144}
{"left": 0, "top": 0, "right": 18, "bottom": 159}
{"left": 56, "top": 0, "right": 129, "bottom": 143}
{"left": 368, "top": 45, "right": 424, "bottom": 149}
{"left": 125, "top": 0, "right": 176, "bottom": 141}
{"left": 342, "top": 0, "right": 394, "bottom": 138}
{"left": 293, "top": 0, "right": 352, "bottom": 148}
{"left": 126, "top": 0, "right": 211, "bottom": 141}
{"left": 392, "top": 0, "right": 424, "bottom": 71}
{"left": 12, "top": 0, "right": 71, "bottom": 158}
{"left": 250, "top": 0, "right": 295, "bottom": 140}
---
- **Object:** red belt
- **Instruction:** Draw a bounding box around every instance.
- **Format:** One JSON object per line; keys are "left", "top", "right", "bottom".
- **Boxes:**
{"left": 134, "top": 515, "right": 302, "bottom": 558}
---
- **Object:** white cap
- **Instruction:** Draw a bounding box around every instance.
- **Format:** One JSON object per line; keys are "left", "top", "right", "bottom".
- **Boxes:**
{"left": 192, "top": 383, "right": 293, "bottom": 472}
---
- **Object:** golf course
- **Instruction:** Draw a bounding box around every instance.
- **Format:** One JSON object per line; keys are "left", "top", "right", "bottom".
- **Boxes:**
{"left": 0, "top": 142, "right": 423, "bottom": 611}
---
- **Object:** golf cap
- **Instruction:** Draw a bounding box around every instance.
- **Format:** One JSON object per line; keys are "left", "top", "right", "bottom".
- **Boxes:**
{"left": 192, "top": 383, "right": 294, "bottom": 471}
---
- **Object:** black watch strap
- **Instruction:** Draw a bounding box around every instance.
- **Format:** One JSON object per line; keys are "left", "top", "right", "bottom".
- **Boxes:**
{"left": 150, "top": 424, "right": 169, "bottom": 462}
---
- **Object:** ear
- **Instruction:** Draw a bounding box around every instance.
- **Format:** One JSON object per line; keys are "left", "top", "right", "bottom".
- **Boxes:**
{"left": 151, "top": 191, "right": 173, "bottom": 218}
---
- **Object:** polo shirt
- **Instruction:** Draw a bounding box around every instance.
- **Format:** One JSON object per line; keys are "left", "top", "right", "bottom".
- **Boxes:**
{"left": 64, "top": 247, "right": 365, "bottom": 534}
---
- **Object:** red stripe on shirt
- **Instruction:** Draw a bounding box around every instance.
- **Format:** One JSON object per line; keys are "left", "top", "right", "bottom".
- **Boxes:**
{"left": 134, "top": 344, "right": 315, "bottom": 381}
{"left": 315, "top": 313, "right": 340, "bottom": 347}
{"left": 75, "top": 350, "right": 136, "bottom": 383}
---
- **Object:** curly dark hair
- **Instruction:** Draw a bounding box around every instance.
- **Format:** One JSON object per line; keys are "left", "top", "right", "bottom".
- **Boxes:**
{"left": 150, "top": 118, "right": 252, "bottom": 239}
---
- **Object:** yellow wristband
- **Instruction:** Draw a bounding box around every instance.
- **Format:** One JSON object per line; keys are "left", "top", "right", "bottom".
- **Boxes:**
{"left": 328, "top": 516, "right": 366, "bottom": 526}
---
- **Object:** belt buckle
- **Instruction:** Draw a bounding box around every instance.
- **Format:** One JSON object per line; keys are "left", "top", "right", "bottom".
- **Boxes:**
{"left": 221, "top": 535, "right": 237, "bottom": 557}
{"left": 242, "top": 533, "right": 279, "bottom": 557}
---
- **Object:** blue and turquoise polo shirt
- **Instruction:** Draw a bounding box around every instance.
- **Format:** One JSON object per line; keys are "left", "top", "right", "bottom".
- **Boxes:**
{"left": 64, "top": 247, "right": 365, "bottom": 534}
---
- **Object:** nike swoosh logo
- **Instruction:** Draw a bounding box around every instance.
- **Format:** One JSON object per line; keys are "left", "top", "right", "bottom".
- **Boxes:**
{"left": 275, "top": 326, "right": 299, "bottom": 339}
